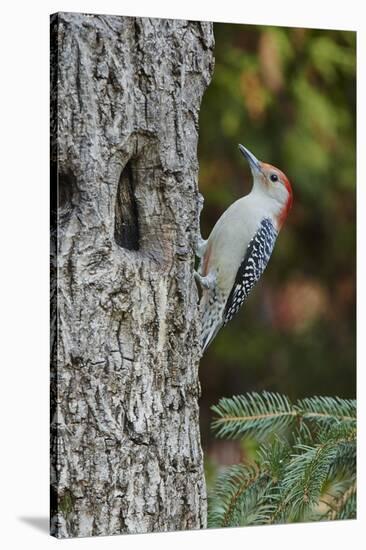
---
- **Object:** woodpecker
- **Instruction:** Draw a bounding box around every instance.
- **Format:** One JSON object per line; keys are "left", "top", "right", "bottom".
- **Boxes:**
{"left": 195, "top": 144, "right": 293, "bottom": 353}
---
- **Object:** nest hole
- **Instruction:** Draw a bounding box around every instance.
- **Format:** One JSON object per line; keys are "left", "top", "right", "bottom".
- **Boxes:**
{"left": 114, "top": 160, "right": 139, "bottom": 250}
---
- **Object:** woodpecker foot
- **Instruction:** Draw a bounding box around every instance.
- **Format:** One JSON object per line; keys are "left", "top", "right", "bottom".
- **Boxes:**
{"left": 194, "top": 270, "right": 216, "bottom": 290}
{"left": 197, "top": 192, "right": 205, "bottom": 216}
{"left": 195, "top": 193, "right": 206, "bottom": 258}
{"left": 195, "top": 235, "right": 207, "bottom": 258}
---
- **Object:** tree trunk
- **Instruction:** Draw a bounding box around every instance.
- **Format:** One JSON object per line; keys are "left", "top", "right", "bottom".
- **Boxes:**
{"left": 50, "top": 12, "right": 214, "bottom": 538}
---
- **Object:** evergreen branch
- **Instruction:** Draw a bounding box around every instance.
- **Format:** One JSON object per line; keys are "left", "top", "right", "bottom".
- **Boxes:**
{"left": 258, "top": 436, "right": 292, "bottom": 483}
{"left": 207, "top": 463, "right": 273, "bottom": 527}
{"left": 330, "top": 440, "right": 356, "bottom": 477}
{"left": 273, "top": 435, "right": 355, "bottom": 520}
{"left": 328, "top": 480, "right": 357, "bottom": 520}
{"left": 298, "top": 396, "right": 356, "bottom": 425}
{"left": 211, "top": 392, "right": 296, "bottom": 439}
{"left": 211, "top": 392, "right": 356, "bottom": 440}
{"left": 280, "top": 442, "right": 338, "bottom": 518}
{"left": 208, "top": 392, "right": 356, "bottom": 526}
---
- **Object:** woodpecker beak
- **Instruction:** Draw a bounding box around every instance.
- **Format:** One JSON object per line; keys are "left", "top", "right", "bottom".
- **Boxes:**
{"left": 238, "top": 144, "right": 263, "bottom": 175}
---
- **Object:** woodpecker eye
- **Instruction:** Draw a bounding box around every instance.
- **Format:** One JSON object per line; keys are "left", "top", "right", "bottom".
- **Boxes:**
{"left": 270, "top": 173, "right": 279, "bottom": 182}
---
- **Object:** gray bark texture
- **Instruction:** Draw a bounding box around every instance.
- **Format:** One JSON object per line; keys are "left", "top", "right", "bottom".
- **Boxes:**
{"left": 50, "top": 12, "right": 214, "bottom": 538}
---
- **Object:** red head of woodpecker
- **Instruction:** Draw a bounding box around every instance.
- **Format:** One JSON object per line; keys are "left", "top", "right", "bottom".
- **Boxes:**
{"left": 238, "top": 144, "right": 293, "bottom": 231}
{"left": 195, "top": 144, "right": 293, "bottom": 352}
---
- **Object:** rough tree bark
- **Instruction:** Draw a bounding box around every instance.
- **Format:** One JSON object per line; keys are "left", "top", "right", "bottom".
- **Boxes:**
{"left": 50, "top": 12, "right": 214, "bottom": 538}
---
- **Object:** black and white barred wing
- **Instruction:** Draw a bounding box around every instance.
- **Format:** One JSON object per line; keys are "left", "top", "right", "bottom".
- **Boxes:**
{"left": 223, "top": 218, "right": 278, "bottom": 324}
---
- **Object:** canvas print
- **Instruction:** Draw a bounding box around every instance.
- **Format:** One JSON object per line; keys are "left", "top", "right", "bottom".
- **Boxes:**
{"left": 50, "top": 12, "right": 356, "bottom": 538}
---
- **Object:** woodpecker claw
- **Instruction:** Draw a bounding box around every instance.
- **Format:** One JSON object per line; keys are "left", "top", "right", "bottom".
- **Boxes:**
{"left": 195, "top": 236, "right": 207, "bottom": 258}
{"left": 194, "top": 270, "right": 216, "bottom": 290}
{"left": 194, "top": 192, "right": 207, "bottom": 258}
{"left": 197, "top": 192, "right": 205, "bottom": 214}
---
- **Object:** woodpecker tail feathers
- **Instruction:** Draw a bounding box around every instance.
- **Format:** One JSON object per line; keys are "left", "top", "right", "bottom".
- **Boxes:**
{"left": 201, "top": 320, "right": 222, "bottom": 353}
{"left": 200, "top": 288, "right": 225, "bottom": 353}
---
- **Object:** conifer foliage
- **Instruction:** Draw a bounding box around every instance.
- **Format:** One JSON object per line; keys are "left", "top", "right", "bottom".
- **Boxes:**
{"left": 208, "top": 392, "right": 356, "bottom": 527}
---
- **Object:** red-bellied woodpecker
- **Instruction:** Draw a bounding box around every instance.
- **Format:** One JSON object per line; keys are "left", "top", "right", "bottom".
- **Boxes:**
{"left": 195, "top": 144, "right": 293, "bottom": 353}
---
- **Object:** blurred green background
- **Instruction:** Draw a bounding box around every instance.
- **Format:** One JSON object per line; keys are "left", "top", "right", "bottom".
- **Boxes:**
{"left": 197, "top": 23, "right": 356, "bottom": 478}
